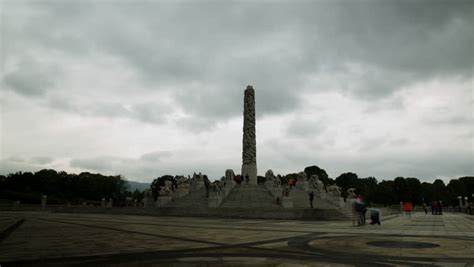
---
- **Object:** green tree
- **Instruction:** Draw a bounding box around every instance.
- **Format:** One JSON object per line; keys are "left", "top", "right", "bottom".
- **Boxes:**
{"left": 335, "top": 172, "right": 358, "bottom": 198}
{"left": 304, "top": 165, "right": 333, "bottom": 185}
{"left": 405, "top": 177, "right": 422, "bottom": 205}
{"left": 393, "top": 177, "right": 408, "bottom": 202}
{"left": 373, "top": 180, "right": 397, "bottom": 206}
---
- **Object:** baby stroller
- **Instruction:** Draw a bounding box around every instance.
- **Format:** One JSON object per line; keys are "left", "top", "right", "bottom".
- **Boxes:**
{"left": 370, "top": 209, "right": 381, "bottom": 225}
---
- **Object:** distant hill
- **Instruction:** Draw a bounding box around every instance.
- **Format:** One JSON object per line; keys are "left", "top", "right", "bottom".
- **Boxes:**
{"left": 126, "top": 181, "right": 150, "bottom": 192}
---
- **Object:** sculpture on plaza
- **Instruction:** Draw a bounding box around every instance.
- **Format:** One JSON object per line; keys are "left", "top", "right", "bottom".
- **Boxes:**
{"left": 327, "top": 184, "right": 342, "bottom": 197}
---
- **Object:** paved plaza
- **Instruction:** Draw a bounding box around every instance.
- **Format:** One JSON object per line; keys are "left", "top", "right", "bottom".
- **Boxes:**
{"left": 1, "top": 211, "right": 473, "bottom": 266}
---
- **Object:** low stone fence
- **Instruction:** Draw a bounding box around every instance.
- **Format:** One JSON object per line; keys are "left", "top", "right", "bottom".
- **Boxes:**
{"left": 0, "top": 204, "right": 66, "bottom": 212}
{"left": 52, "top": 206, "right": 349, "bottom": 220}
{"left": 0, "top": 204, "right": 350, "bottom": 221}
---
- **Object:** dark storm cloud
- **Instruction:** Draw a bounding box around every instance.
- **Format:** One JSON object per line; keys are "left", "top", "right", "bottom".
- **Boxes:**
{"left": 2, "top": 0, "right": 472, "bottom": 181}
{"left": 4, "top": 0, "right": 472, "bottom": 128}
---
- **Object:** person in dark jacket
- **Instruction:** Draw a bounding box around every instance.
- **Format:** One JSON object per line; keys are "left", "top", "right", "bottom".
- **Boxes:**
{"left": 308, "top": 191, "right": 314, "bottom": 208}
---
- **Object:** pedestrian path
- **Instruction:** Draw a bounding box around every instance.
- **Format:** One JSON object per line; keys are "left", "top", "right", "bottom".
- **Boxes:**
{"left": 0, "top": 211, "right": 472, "bottom": 266}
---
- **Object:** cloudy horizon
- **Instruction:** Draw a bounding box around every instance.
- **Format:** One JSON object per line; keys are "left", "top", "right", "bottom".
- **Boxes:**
{"left": 1, "top": 0, "right": 473, "bottom": 183}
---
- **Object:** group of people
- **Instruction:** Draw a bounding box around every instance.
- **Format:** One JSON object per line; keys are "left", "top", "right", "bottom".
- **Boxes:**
{"left": 428, "top": 200, "right": 443, "bottom": 215}
{"left": 403, "top": 200, "right": 444, "bottom": 217}
{"left": 352, "top": 197, "right": 381, "bottom": 226}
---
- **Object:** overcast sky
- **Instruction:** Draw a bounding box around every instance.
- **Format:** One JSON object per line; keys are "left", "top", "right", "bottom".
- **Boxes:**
{"left": 1, "top": 0, "right": 473, "bottom": 183}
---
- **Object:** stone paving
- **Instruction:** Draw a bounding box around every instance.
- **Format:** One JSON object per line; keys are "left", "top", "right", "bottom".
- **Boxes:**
{"left": 0, "top": 211, "right": 473, "bottom": 266}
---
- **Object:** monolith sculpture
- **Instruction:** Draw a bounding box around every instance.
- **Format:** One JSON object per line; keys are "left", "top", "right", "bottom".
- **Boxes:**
{"left": 242, "top": 85, "right": 257, "bottom": 185}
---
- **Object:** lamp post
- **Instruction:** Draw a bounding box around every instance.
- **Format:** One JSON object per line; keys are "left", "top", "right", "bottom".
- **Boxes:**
{"left": 41, "top": 195, "right": 47, "bottom": 210}
{"left": 457, "top": 196, "right": 463, "bottom": 210}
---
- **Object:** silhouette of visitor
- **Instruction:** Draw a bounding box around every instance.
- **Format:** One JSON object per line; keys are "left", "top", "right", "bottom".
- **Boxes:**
{"left": 308, "top": 191, "right": 314, "bottom": 208}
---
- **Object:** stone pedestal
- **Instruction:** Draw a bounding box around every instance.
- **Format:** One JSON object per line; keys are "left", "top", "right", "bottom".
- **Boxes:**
{"left": 318, "top": 190, "right": 327, "bottom": 199}
{"left": 41, "top": 195, "right": 47, "bottom": 210}
{"left": 339, "top": 197, "right": 345, "bottom": 208}
{"left": 155, "top": 196, "right": 172, "bottom": 207}
{"left": 241, "top": 164, "right": 257, "bottom": 185}
{"left": 208, "top": 194, "right": 223, "bottom": 208}
{"left": 223, "top": 185, "right": 233, "bottom": 197}
{"left": 173, "top": 188, "right": 189, "bottom": 199}
{"left": 271, "top": 188, "right": 282, "bottom": 199}
{"left": 143, "top": 197, "right": 154, "bottom": 208}
{"left": 458, "top": 197, "right": 463, "bottom": 209}
{"left": 264, "top": 181, "right": 273, "bottom": 190}
{"left": 12, "top": 201, "right": 20, "bottom": 211}
{"left": 297, "top": 181, "right": 309, "bottom": 191}
{"left": 192, "top": 181, "right": 205, "bottom": 191}
{"left": 107, "top": 199, "right": 113, "bottom": 208}
{"left": 282, "top": 197, "right": 293, "bottom": 208}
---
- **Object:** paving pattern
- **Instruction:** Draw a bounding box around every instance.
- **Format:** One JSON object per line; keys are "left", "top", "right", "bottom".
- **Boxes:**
{"left": 0, "top": 211, "right": 473, "bottom": 266}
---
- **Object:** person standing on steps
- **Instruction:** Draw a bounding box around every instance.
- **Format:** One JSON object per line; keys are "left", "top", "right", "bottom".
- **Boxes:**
{"left": 204, "top": 177, "right": 210, "bottom": 198}
{"left": 308, "top": 191, "right": 314, "bottom": 208}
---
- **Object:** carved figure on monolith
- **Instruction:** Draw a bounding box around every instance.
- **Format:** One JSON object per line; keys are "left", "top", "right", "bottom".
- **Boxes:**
{"left": 241, "top": 85, "right": 257, "bottom": 185}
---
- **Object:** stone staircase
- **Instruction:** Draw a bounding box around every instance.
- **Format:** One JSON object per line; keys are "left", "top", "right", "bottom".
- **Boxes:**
{"left": 164, "top": 188, "right": 209, "bottom": 208}
{"left": 290, "top": 186, "right": 340, "bottom": 209}
{"left": 298, "top": 208, "right": 351, "bottom": 220}
{"left": 220, "top": 184, "right": 280, "bottom": 208}
{"left": 154, "top": 183, "right": 351, "bottom": 221}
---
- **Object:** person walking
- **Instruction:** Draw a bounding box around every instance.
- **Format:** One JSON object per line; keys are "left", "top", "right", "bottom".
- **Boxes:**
{"left": 308, "top": 191, "right": 314, "bottom": 208}
{"left": 403, "top": 201, "right": 413, "bottom": 218}
{"left": 204, "top": 179, "right": 210, "bottom": 198}
{"left": 423, "top": 202, "right": 428, "bottom": 214}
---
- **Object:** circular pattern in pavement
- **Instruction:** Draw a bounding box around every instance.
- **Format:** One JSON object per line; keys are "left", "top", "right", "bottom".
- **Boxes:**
{"left": 366, "top": 240, "right": 440, "bottom": 249}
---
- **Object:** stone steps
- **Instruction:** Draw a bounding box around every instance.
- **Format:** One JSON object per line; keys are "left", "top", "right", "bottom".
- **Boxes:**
{"left": 290, "top": 186, "right": 340, "bottom": 209}
{"left": 220, "top": 184, "right": 280, "bottom": 208}
{"left": 164, "top": 188, "right": 208, "bottom": 208}
{"left": 55, "top": 206, "right": 350, "bottom": 220}
{"left": 298, "top": 208, "right": 350, "bottom": 220}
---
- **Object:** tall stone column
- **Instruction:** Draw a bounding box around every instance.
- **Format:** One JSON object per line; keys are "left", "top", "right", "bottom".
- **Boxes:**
{"left": 242, "top": 85, "right": 257, "bottom": 185}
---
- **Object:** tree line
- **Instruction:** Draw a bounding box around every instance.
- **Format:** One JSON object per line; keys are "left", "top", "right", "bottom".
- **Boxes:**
{"left": 300, "top": 165, "right": 473, "bottom": 207}
{"left": 0, "top": 169, "right": 130, "bottom": 205}
{"left": 1, "top": 167, "right": 473, "bottom": 207}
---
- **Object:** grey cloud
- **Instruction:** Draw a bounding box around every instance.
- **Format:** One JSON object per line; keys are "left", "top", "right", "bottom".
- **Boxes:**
{"left": 0, "top": 157, "right": 53, "bottom": 174}
{"left": 30, "top": 157, "right": 53, "bottom": 165}
{"left": 263, "top": 139, "right": 473, "bottom": 181}
{"left": 285, "top": 118, "right": 327, "bottom": 138}
{"left": 68, "top": 154, "right": 229, "bottom": 181}
{"left": 4, "top": 59, "right": 57, "bottom": 97}
{"left": 140, "top": 151, "right": 172, "bottom": 162}
{"left": 2, "top": 1, "right": 472, "bottom": 182}
{"left": 4, "top": 0, "right": 472, "bottom": 129}
{"left": 424, "top": 115, "right": 474, "bottom": 125}
{"left": 70, "top": 156, "right": 121, "bottom": 172}
{"left": 46, "top": 97, "right": 172, "bottom": 125}
{"left": 176, "top": 116, "right": 221, "bottom": 133}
